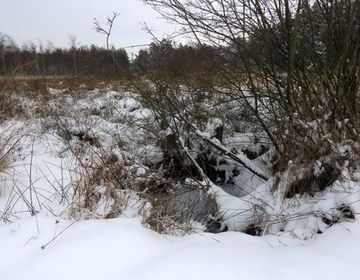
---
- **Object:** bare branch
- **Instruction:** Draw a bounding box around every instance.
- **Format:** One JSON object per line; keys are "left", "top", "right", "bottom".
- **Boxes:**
{"left": 93, "top": 11, "right": 120, "bottom": 49}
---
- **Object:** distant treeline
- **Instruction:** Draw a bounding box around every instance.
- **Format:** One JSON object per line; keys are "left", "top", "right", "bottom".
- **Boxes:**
{"left": 133, "top": 40, "right": 225, "bottom": 79}
{"left": 0, "top": 33, "right": 225, "bottom": 79}
{"left": 0, "top": 35, "right": 129, "bottom": 77}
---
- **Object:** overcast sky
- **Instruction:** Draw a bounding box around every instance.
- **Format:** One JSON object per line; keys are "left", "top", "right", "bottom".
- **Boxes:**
{"left": 0, "top": 0, "right": 179, "bottom": 52}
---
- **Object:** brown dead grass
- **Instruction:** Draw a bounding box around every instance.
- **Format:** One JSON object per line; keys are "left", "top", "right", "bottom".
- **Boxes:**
{"left": 0, "top": 75, "right": 127, "bottom": 95}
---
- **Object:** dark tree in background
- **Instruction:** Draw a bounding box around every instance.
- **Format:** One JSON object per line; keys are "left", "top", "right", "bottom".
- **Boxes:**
{"left": 133, "top": 39, "right": 224, "bottom": 81}
{"left": 0, "top": 33, "right": 130, "bottom": 77}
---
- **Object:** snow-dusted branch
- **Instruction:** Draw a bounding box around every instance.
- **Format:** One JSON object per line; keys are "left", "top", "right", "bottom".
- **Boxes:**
{"left": 177, "top": 115, "right": 270, "bottom": 181}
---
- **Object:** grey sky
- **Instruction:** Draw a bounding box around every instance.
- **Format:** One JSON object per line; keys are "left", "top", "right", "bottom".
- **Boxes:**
{"left": 0, "top": 0, "right": 178, "bottom": 52}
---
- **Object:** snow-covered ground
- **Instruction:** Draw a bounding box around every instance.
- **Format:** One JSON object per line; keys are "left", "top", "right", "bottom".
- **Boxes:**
{"left": 1, "top": 86, "right": 359, "bottom": 280}
{"left": 1, "top": 213, "right": 359, "bottom": 280}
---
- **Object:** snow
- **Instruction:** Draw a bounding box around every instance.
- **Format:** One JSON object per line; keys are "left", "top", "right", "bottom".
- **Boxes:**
{"left": 1, "top": 214, "right": 359, "bottom": 280}
{"left": 1, "top": 86, "right": 360, "bottom": 280}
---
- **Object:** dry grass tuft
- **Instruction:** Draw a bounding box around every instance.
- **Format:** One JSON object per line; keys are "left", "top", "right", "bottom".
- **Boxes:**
{"left": 65, "top": 147, "right": 135, "bottom": 219}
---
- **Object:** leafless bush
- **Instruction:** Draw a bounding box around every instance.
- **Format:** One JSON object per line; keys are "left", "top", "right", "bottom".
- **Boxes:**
{"left": 141, "top": 0, "right": 360, "bottom": 197}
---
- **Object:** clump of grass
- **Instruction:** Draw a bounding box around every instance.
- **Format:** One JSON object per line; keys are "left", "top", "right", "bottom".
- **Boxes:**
{"left": 140, "top": 190, "right": 195, "bottom": 234}
{"left": 65, "top": 147, "right": 136, "bottom": 219}
{"left": 0, "top": 80, "right": 23, "bottom": 120}
{"left": 0, "top": 127, "right": 25, "bottom": 223}
{"left": 136, "top": 171, "right": 216, "bottom": 235}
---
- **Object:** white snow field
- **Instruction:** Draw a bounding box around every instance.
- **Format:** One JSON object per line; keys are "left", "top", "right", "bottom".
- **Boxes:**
{"left": 1, "top": 86, "right": 359, "bottom": 280}
{"left": 1, "top": 213, "right": 359, "bottom": 280}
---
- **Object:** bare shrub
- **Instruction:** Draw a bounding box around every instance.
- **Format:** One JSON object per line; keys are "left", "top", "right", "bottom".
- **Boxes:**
{"left": 142, "top": 0, "right": 360, "bottom": 196}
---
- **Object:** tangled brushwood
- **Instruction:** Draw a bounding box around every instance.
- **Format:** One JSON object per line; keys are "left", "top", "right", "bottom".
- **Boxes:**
{"left": 1, "top": 0, "right": 360, "bottom": 239}
{"left": 130, "top": 0, "right": 360, "bottom": 237}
